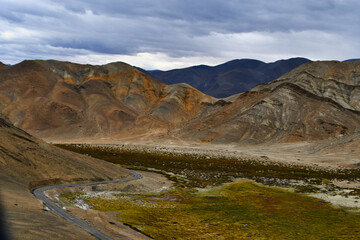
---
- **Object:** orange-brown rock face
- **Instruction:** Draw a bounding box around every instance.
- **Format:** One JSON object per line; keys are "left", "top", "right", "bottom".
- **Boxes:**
{"left": 0, "top": 60, "right": 215, "bottom": 140}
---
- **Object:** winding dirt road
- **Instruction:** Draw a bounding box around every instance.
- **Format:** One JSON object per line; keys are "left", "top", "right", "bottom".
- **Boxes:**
{"left": 33, "top": 170, "right": 143, "bottom": 240}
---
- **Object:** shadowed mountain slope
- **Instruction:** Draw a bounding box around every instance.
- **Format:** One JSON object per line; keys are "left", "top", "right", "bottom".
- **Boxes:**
{"left": 146, "top": 58, "right": 311, "bottom": 98}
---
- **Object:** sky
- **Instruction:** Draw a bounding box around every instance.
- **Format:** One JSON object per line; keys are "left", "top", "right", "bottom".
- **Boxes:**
{"left": 0, "top": 0, "right": 359, "bottom": 70}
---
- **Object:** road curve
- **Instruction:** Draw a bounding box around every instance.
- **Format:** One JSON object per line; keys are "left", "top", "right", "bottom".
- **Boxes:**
{"left": 33, "top": 170, "right": 143, "bottom": 240}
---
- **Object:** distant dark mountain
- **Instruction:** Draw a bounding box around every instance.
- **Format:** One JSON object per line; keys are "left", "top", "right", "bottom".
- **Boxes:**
{"left": 0, "top": 61, "right": 13, "bottom": 67}
{"left": 145, "top": 58, "right": 311, "bottom": 98}
{"left": 344, "top": 59, "right": 360, "bottom": 62}
{"left": 134, "top": 66, "right": 148, "bottom": 73}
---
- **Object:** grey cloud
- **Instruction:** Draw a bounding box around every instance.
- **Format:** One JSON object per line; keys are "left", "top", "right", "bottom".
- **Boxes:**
{"left": 49, "top": 0, "right": 360, "bottom": 33}
{"left": 0, "top": 10, "right": 23, "bottom": 23}
{"left": 0, "top": 0, "right": 360, "bottom": 66}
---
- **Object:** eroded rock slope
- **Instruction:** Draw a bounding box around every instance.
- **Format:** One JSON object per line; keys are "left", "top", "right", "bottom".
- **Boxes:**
{"left": 170, "top": 61, "right": 360, "bottom": 144}
{"left": 0, "top": 60, "right": 215, "bottom": 140}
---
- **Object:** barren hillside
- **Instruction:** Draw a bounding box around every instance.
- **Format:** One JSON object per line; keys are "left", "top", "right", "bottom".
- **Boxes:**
{"left": 0, "top": 60, "right": 215, "bottom": 140}
{"left": 0, "top": 114, "right": 129, "bottom": 239}
{"left": 169, "top": 61, "right": 360, "bottom": 144}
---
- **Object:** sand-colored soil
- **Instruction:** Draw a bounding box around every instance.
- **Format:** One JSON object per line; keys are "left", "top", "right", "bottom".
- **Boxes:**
{"left": 53, "top": 137, "right": 360, "bottom": 170}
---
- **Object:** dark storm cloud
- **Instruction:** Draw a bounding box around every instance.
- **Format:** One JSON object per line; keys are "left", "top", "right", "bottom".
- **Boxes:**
{"left": 53, "top": 0, "right": 360, "bottom": 33}
{"left": 50, "top": 0, "right": 360, "bottom": 53}
{"left": 0, "top": 0, "right": 360, "bottom": 68}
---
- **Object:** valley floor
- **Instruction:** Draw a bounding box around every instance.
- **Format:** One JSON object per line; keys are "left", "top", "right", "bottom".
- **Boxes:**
{"left": 51, "top": 137, "right": 360, "bottom": 170}
{"left": 54, "top": 142, "right": 360, "bottom": 239}
{"left": 52, "top": 144, "right": 360, "bottom": 239}
{"left": 5, "top": 138, "right": 359, "bottom": 239}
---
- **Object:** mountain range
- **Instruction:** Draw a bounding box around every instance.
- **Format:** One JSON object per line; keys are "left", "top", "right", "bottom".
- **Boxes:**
{"left": 143, "top": 57, "right": 311, "bottom": 98}
{"left": 0, "top": 59, "right": 360, "bottom": 146}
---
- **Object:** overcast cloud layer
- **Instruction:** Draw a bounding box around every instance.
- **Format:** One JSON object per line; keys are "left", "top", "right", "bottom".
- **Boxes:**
{"left": 0, "top": 0, "right": 359, "bottom": 70}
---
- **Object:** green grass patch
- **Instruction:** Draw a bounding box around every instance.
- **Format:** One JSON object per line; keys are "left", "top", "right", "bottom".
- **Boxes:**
{"left": 85, "top": 181, "right": 360, "bottom": 239}
{"left": 59, "top": 192, "right": 85, "bottom": 205}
